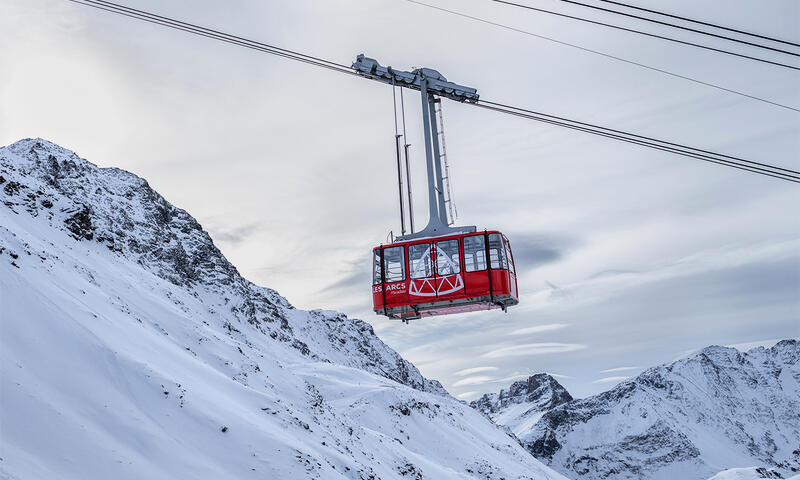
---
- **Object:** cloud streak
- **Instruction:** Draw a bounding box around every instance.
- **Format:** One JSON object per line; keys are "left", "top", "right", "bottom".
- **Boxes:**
{"left": 489, "top": 374, "right": 530, "bottom": 384}
{"left": 504, "top": 233, "right": 576, "bottom": 273}
{"left": 452, "top": 375, "right": 496, "bottom": 387}
{"left": 456, "top": 391, "right": 480, "bottom": 400}
{"left": 481, "top": 343, "right": 587, "bottom": 359}
{"left": 509, "top": 323, "right": 569, "bottom": 336}
{"left": 592, "top": 376, "right": 631, "bottom": 384}
{"left": 453, "top": 366, "right": 499, "bottom": 376}
{"left": 599, "top": 366, "right": 641, "bottom": 374}
{"left": 726, "top": 339, "right": 784, "bottom": 352}
{"left": 205, "top": 222, "right": 263, "bottom": 246}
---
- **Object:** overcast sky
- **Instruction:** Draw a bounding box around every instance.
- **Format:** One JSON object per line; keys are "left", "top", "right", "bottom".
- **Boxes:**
{"left": 2, "top": 0, "right": 798, "bottom": 400}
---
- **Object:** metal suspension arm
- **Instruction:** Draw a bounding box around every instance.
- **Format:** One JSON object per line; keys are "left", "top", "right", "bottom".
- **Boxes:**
{"left": 356, "top": 55, "right": 478, "bottom": 240}
{"left": 353, "top": 55, "right": 479, "bottom": 103}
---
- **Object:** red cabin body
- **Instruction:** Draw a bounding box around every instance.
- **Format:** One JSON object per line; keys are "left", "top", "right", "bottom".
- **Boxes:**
{"left": 373, "top": 230, "right": 518, "bottom": 320}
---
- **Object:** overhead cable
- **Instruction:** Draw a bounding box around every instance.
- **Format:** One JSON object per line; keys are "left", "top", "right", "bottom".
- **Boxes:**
{"left": 488, "top": 0, "right": 800, "bottom": 70}
{"left": 405, "top": 0, "right": 799, "bottom": 112}
{"left": 473, "top": 100, "right": 800, "bottom": 182}
{"left": 597, "top": 0, "right": 800, "bottom": 48}
{"left": 67, "top": 0, "right": 357, "bottom": 76}
{"left": 65, "top": 0, "right": 800, "bottom": 183}
{"left": 528, "top": 0, "right": 800, "bottom": 56}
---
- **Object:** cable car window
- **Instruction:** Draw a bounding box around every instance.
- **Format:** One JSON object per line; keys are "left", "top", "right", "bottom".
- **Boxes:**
{"left": 383, "top": 246, "right": 405, "bottom": 282}
{"left": 409, "top": 243, "right": 432, "bottom": 279}
{"left": 489, "top": 233, "right": 507, "bottom": 269}
{"left": 373, "top": 249, "right": 382, "bottom": 285}
{"left": 505, "top": 238, "right": 515, "bottom": 276}
{"left": 463, "top": 235, "right": 486, "bottom": 272}
{"left": 436, "top": 239, "right": 461, "bottom": 275}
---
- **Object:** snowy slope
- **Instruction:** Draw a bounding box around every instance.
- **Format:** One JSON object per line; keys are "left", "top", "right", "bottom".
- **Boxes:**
{"left": 0, "top": 139, "right": 568, "bottom": 480}
{"left": 504, "top": 341, "right": 800, "bottom": 480}
{"left": 707, "top": 467, "right": 799, "bottom": 480}
{"left": 470, "top": 374, "right": 572, "bottom": 439}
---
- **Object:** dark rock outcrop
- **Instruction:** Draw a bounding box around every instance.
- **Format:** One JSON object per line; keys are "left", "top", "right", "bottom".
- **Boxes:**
{"left": 0, "top": 138, "right": 445, "bottom": 395}
{"left": 471, "top": 373, "right": 573, "bottom": 416}
{"left": 521, "top": 341, "right": 800, "bottom": 480}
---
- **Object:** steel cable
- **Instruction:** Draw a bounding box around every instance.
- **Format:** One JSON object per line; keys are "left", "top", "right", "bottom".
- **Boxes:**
{"left": 65, "top": 0, "right": 800, "bottom": 183}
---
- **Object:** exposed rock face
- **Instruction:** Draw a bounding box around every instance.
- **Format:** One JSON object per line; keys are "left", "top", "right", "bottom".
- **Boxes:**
{"left": 1, "top": 138, "right": 570, "bottom": 479}
{"left": 472, "top": 374, "right": 573, "bottom": 417}
{"left": 517, "top": 341, "right": 800, "bottom": 480}
{"left": 706, "top": 466, "right": 792, "bottom": 480}
{"left": 0, "top": 138, "right": 442, "bottom": 394}
{"left": 469, "top": 374, "right": 574, "bottom": 464}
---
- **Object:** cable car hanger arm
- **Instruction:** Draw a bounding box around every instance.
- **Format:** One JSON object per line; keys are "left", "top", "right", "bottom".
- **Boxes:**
{"left": 353, "top": 55, "right": 479, "bottom": 104}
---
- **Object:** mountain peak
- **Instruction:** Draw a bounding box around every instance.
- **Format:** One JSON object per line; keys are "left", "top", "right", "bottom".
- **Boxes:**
{"left": 469, "top": 373, "right": 573, "bottom": 444}
{"left": 4, "top": 137, "right": 248, "bottom": 291}
{"left": 0, "top": 138, "right": 442, "bottom": 393}
{"left": 471, "top": 373, "right": 573, "bottom": 416}
{"left": 9, "top": 137, "right": 78, "bottom": 158}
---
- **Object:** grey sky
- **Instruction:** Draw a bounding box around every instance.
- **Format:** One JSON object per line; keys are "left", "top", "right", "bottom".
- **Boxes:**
{"left": 2, "top": 0, "right": 798, "bottom": 399}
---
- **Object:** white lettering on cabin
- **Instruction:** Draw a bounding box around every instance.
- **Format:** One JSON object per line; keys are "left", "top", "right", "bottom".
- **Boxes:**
{"left": 374, "top": 283, "right": 407, "bottom": 294}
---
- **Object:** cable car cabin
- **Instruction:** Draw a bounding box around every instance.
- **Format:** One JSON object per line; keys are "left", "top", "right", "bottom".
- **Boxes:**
{"left": 373, "top": 231, "right": 518, "bottom": 321}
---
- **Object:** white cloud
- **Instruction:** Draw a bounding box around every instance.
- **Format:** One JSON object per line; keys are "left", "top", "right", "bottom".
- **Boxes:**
{"left": 481, "top": 343, "right": 587, "bottom": 359}
{"left": 452, "top": 376, "right": 496, "bottom": 387}
{"left": 453, "top": 366, "right": 499, "bottom": 377}
{"left": 599, "top": 366, "right": 641, "bottom": 374}
{"left": 509, "top": 323, "right": 569, "bottom": 336}
{"left": 592, "top": 376, "right": 631, "bottom": 384}
{"left": 672, "top": 348, "right": 701, "bottom": 362}
{"left": 726, "top": 339, "right": 784, "bottom": 352}
{"left": 477, "top": 371, "right": 573, "bottom": 386}
{"left": 490, "top": 374, "right": 530, "bottom": 384}
{"left": 674, "top": 338, "right": 786, "bottom": 362}
{"left": 456, "top": 391, "right": 481, "bottom": 401}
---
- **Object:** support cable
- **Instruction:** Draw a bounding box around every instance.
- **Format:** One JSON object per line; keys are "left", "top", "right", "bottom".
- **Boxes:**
{"left": 487, "top": 0, "right": 800, "bottom": 70}
{"left": 476, "top": 102, "right": 798, "bottom": 182}
{"left": 479, "top": 99, "right": 800, "bottom": 175}
{"left": 516, "top": 0, "right": 800, "bottom": 57}
{"left": 473, "top": 100, "right": 800, "bottom": 182}
{"left": 65, "top": 0, "right": 800, "bottom": 183}
{"left": 391, "top": 74, "right": 407, "bottom": 235}
{"left": 67, "top": 0, "right": 358, "bottom": 76}
{"left": 399, "top": 87, "right": 415, "bottom": 233}
{"left": 597, "top": 0, "right": 800, "bottom": 48}
{"left": 405, "top": 0, "right": 800, "bottom": 112}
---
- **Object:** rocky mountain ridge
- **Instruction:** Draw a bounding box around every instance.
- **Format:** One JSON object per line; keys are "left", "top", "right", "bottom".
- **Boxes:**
{"left": 0, "top": 138, "right": 441, "bottom": 393}
{"left": 476, "top": 340, "right": 800, "bottom": 480}
{"left": 471, "top": 374, "right": 573, "bottom": 415}
{"left": 0, "top": 138, "right": 567, "bottom": 480}
{"left": 470, "top": 373, "right": 573, "bottom": 440}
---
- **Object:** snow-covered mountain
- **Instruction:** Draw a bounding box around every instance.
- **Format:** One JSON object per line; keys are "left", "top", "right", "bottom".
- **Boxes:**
{"left": 707, "top": 466, "right": 798, "bottom": 480}
{"left": 0, "top": 139, "right": 568, "bottom": 480}
{"left": 478, "top": 341, "right": 800, "bottom": 480}
{"left": 470, "top": 374, "right": 572, "bottom": 440}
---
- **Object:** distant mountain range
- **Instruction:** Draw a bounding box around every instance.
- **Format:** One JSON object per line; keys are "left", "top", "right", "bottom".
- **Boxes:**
{"left": 471, "top": 340, "right": 800, "bottom": 480}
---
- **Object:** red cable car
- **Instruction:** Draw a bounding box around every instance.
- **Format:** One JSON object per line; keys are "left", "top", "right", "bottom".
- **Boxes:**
{"left": 353, "top": 55, "right": 520, "bottom": 322}
{"left": 373, "top": 231, "right": 518, "bottom": 321}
